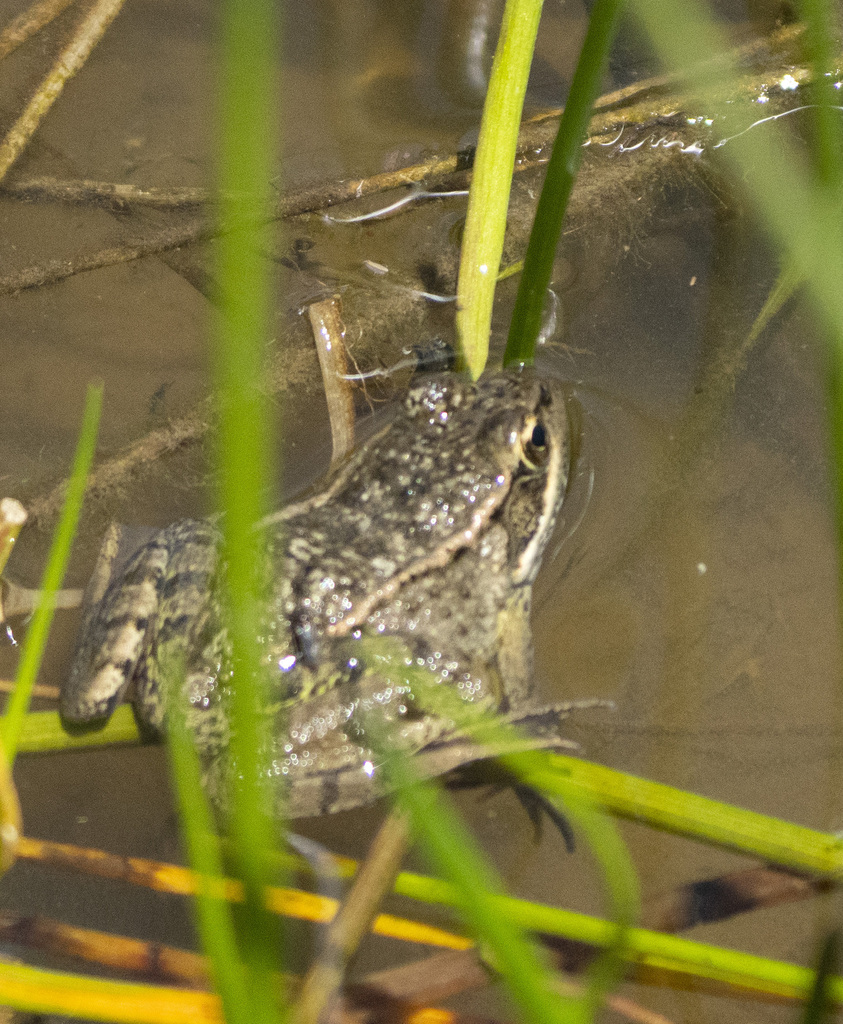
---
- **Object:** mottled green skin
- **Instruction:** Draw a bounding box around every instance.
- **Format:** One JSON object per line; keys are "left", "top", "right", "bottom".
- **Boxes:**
{"left": 61, "top": 371, "right": 571, "bottom": 817}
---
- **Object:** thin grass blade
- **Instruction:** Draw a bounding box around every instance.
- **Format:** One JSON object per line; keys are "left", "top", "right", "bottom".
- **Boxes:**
{"left": 456, "top": 0, "right": 545, "bottom": 378}
{"left": 165, "top": 675, "right": 251, "bottom": 1024}
{"left": 213, "top": 0, "right": 283, "bottom": 1017}
{"left": 2, "top": 383, "right": 102, "bottom": 763}
{"left": 504, "top": 0, "right": 623, "bottom": 367}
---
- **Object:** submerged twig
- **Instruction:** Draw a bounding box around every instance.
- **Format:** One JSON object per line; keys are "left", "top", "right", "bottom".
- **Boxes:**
{"left": 0, "top": 27, "right": 805, "bottom": 214}
{"left": 308, "top": 296, "right": 355, "bottom": 465}
{"left": 0, "top": 911, "right": 209, "bottom": 988}
{"left": 0, "top": 222, "right": 211, "bottom": 296}
{"left": 0, "top": 176, "right": 212, "bottom": 209}
{"left": 0, "top": 24, "right": 812, "bottom": 302}
{"left": 0, "top": 0, "right": 79, "bottom": 63}
{"left": 27, "top": 403, "right": 210, "bottom": 526}
{"left": 0, "top": 0, "right": 129, "bottom": 184}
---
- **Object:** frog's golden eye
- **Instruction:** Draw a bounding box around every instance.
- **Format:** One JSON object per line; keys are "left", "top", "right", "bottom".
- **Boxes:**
{"left": 519, "top": 416, "right": 549, "bottom": 469}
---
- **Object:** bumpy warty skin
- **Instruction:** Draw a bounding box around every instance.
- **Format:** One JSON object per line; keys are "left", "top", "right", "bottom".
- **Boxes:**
{"left": 61, "top": 371, "right": 571, "bottom": 817}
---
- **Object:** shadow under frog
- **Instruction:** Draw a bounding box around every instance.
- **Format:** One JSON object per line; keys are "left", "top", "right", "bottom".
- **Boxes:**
{"left": 61, "top": 371, "right": 579, "bottom": 819}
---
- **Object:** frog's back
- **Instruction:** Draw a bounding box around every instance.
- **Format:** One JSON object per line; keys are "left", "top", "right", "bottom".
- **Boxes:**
{"left": 61, "top": 370, "right": 573, "bottom": 818}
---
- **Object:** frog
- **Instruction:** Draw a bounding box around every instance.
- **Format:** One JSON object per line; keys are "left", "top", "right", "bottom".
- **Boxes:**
{"left": 60, "top": 370, "right": 573, "bottom": 819}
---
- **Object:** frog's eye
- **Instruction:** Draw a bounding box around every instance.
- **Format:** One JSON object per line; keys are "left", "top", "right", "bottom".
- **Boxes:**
{"left": 519, "top": 416, "right": 549, "bottom": 469}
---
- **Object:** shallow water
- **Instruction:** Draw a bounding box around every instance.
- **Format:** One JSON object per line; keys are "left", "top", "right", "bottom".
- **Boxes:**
{"left": 0, "top": 1, "right": 840, "bottom": 1021}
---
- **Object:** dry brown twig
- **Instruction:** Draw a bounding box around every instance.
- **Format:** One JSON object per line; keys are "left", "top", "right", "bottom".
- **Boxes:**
{"left": 15, "top": 835, "right": 469, "bottom": 949}
{"left": 0, "top": 0, "right": 129, "bottom": 183}
{"left": 0, "top": 0, "right": 79, "bottom": 63}
{"left": 0, "top": 910, "right": 209, "bottom": 988}
{"left": 11, "top": 831, "right": 835, "bottom": 1014}
{"left": 295, "top": 810, "right": 411, "bottom": 1024}
{"left": 0, "top": 679, "right": 60, "bottom": 700}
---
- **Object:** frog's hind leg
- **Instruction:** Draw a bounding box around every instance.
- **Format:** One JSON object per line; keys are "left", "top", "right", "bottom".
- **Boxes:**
{"left": 60, "top": 527, "right": 178, "bottom": 732}
{"left": 61, "top": 520, "right": 220, "bottom": 736}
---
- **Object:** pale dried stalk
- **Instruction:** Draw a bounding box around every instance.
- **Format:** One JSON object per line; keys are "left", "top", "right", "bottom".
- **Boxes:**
{"left": 0, "top": 0, "right": 129, "bottom": 184}
{"left": 0, "top": 0, "right": 79, "bottom": 62}
{"left": 0, "top": 678, "right": 60, "bottom": 700}
{"left": 0, "top": 733, "right": 21, "bottom": 875}
{"left": 295, "top": 810, "right": 411, "bottom": 1024}
{"left": 0, "top": 498, "right": 29, "bottom": 627}
{"left": 308, "top": 296, "right": 355, "bottom": 465}
{"left": 0, "top": 500, "right": 27, "bottom": 579}
{"left": 0, "top": 579, "right": 83, "bottom": 619}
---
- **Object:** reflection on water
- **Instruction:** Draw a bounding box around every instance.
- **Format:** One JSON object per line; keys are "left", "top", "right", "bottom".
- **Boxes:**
{"left": 0, "top": 1, "right": 838, "bottom": 1020}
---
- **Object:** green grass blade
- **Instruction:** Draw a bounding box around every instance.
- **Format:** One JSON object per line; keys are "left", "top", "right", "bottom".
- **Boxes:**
{"left": 386, "top": 768, "right": 574, "bottom": 1024}
{"left": 801, "top": 930, "right": 841, "bottom": 1024}
{"left": 796, "top": 0, "right": 842, "bottom": 189}
{"left": 542, "top": 786, "right": 639, "bottom": 1022}
{"left": 212, "top": 0, "right": 282, "bottom": 1018}
{"left": 17, "top": 707, "right": 140, "bottom": 752}
{"left": 516, "top": 751, "right": 843, "bottom": 876}
{"left": 456, "top": 0, "right": 545, "bottom": 379}
{"left": 2, "top": 384, "right": 102, "bottom": 764}
{"left": 390, "top": 863, "right": 843, "bottom": 1004}
{"left": 0, "top": 960, "right": 219, "bottom": 1024}
{"left": 504, "top": 0, "right": 623, "bottom": 368}
{"left": 165, "top": 688, "right": 250, "bottom": 1024}
{"left": 21, "top": 702, "right": 843, "bottom": 876}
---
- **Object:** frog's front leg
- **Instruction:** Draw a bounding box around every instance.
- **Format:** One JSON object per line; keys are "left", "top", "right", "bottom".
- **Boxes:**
{"left": 61, "top": 520, "right": 221, "bottom": 736}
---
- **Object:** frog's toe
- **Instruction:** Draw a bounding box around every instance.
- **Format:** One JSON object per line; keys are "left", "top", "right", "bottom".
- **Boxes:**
{"left": 512, "top": 783, "right": 576, "bottom": 852}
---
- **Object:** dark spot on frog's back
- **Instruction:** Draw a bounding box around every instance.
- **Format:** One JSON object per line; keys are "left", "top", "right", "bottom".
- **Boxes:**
{"left": 159, "top": 569, "right": 215, "bottom": 602}
{"left": 157, "top": 614, "right": 193, "bottom": 645}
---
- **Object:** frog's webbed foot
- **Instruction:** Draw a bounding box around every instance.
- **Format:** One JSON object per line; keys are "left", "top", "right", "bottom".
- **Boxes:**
{"left": 422, "top": 699, "right": 614, "bottom": 851}
{"left": 447, "top": 759, "right": 576, "bottom": 851}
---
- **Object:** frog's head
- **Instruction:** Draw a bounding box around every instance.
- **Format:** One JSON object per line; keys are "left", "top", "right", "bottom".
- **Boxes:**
{"left": 475, "top": 372, "right": 570, "bottom": 586}
{"left": 403, "top": 369, "right": 570, "bottom": 587}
